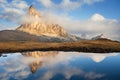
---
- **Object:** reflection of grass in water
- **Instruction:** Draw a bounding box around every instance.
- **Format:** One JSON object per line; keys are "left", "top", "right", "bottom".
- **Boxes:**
{"left": 0, "top": 39, "right": 120, "bottom": 53}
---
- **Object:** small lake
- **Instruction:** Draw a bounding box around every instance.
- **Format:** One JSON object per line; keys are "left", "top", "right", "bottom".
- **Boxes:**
{"left": 0, "top": 51, "right": 120, "bottom": 80}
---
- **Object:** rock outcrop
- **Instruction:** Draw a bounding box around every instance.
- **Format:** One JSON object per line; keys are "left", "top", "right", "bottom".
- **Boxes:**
{"left": 17, "top": 23, "right": 68, "bottom": 37}
{"left": 28, "top": 5, "right": 41, "bottom": 18}
{"left": 16, "top": 5, "right": 68, "bottom": 37}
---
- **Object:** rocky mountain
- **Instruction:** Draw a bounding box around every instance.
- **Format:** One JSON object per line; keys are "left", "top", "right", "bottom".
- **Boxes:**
{"left": 16, "top": 5, "right": 68, "bottom": 37}
{"left": 28, "top": 5, "right": 41, "bottom": 18}
{"left": 17, "top": 23, "right": 68, "bottom": 37}
{"left": 91, "top": 34, "right": 106, "bottom": 40}
{"left": 0, "top": 30, "right": 73, "bottom": 42}
{"left": 0, "top": 5, "right": 82, "bottom": 42}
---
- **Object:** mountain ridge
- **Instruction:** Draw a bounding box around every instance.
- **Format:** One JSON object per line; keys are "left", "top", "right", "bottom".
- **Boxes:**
{"left": 16, "top": 5, "right": 68, "bottom": 37}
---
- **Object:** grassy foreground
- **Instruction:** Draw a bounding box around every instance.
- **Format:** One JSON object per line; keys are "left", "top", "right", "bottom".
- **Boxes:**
{"left": 0, "top": 39, "right": 120, "bottom": 53}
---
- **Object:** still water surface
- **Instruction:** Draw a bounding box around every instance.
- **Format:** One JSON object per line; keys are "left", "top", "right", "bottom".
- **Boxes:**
{"left": 0, "top": 51, "right": 120, "bottom": 80}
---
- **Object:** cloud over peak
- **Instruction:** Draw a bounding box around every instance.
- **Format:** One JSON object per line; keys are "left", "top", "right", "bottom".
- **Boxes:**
{"left": 90, "top": 13, "right": 105, "bottom": 21}
{"left": 39, "top": 12, "right": 120, "bottom": 40}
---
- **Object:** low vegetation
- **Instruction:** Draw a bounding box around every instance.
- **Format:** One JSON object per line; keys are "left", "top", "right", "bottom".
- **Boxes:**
{"left": 0, "top": 39, "right": 120, "bottom": 53}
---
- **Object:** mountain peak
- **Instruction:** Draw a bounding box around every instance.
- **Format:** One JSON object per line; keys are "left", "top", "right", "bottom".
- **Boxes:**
{"left": 16, "top": 5, "right": 81, "bottom": 40}
{"left": 16, "top": 5, "right": 68, "bottom": 37}
{"left": 91, "top": 34, "right": 106, "bottom": 40}
{"left": 29, "top": 5, "right": 34, "bottom": 9}
{"left": 28, "top": 5, "right": 41, "bottom": 18}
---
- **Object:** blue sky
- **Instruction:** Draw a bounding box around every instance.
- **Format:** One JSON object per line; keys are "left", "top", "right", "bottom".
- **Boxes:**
{"left": 0, "top": 0, "right": 120, "bottom": 40}
{"left": 45, "top": 0, "right": 120, "bottom": 20}
{"left": 43, "top": 0, "right": 119, "bottom": 20}
{"left": 69, "top": 0, "right": 120, "bottom": 20}
{"left": 1, "top": 0, "right": 120, "bottom": 20}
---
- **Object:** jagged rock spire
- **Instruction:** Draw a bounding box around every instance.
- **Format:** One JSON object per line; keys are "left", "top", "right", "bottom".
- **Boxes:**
{"left": 28, "top": 5, "right": 41, "bottom": 18}
{"left": 16, "top": 5, "right": 68, "bottom": 37}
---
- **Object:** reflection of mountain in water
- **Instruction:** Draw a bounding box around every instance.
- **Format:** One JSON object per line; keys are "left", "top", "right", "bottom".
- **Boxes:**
{"left": 22, "top": 51, "right": 58, "bottom": 58}
{"left": 79, "top": 53, "right": 118, "bottom": 63}
{"left": 0, "top": 51, "right": 119, "bottom": 80}
{"left": 22, "top": 51, "right": 118, "bottom": 73}
{"left": 29, "top": 61, "right": 42, "bottom": 73}
{"left": 22, "top": 51, "right": 58, "bottom": 73}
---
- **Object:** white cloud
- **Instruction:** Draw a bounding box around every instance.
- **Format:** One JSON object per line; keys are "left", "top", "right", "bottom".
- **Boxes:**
{"left": 60, "top": 0, "right": 82, "bottom": 10}
{"left": 0, "top": 0, "right": 28, "bottom": 22}
{"left": 37, "top": 0, "right": 103, "bottom": 10}
{"left": 37, "top": 0, "right": 81, "bottom": 10}
{"left": 83, "top": 0, "right": 103, "bottom": 4}
{"left": 11, "top": 0, "right": 28, "bottom": 9}
{"left": 40, "top": 12, "right": 120, "bottom": 40}
{"left": 0, "top": 0, "right": 6, "bottom": 3}
{"left": 38, "top": 0, "right": 54, "bottom": 8}
{"left": 90, "top": 13, "right": 105, "bottom": 21}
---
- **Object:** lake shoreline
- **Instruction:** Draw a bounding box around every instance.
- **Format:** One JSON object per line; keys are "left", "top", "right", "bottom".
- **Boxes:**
{"left": 0, "top": 39, "right": 120, "bottom": 53}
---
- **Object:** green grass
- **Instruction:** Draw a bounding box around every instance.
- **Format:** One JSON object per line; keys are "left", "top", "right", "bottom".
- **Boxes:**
{"left": 0, "top": 39, "right": 120, "bottom": 53}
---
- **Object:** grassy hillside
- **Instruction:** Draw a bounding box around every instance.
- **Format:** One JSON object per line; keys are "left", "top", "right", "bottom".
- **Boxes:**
{"left": 0, "top": 39, "right": 120, "bottom": 53}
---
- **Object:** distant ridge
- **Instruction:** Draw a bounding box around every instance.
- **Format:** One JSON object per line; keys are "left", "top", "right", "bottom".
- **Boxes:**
{"left": 91, "top": 34, "right": 106, "bottom": 40}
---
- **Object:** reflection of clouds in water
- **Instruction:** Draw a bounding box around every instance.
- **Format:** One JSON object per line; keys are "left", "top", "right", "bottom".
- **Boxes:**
{"left": 22, "top": 51, "right": 81, "bottom": 68}
{"left": 0, "top": 53, "right": 37, "bottom": 80}
{"left": 37, "top": 52, "right": 106, "bottom": 80}
{"left": 23, "top": 51, "right": 106, "bottom": 80}
{"left": 85, "top": 72, "right": 105, "bottom": 80}
{"left": 38, "top": 52, "right": 119, "bottom": 67}
{"left": 41, "top": 52, "right": 80, "bottom": 67}
{"left": 0, "top": 51, "right": 118, "bottom": 80}
{"left": 40, "top": 66, "right": 105, "bottom": 80}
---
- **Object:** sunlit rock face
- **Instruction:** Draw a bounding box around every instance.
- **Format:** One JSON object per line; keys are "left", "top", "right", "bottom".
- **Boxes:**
{"left": 28, "top": 5, "right": 41, "bottom": 18}
{"left": 17, "top": 23, "right": 68, "bottom": 37}
{"left": 16, "top": 5, "right": 68, "bottom": 37}
{"left": 22, "top": 51, "right": 58, "bottom": 73}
